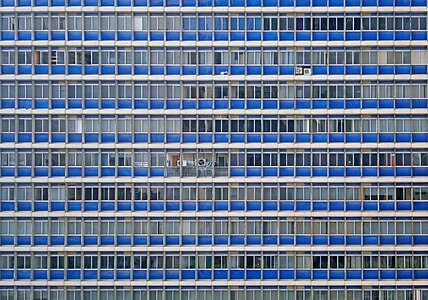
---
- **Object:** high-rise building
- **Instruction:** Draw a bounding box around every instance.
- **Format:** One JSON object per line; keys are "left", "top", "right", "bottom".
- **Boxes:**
{"left": 0, "top": 0, "right": 428, "bottom": 299}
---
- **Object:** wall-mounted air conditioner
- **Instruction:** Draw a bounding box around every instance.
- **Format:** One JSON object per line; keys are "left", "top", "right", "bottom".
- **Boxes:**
{"left": 303, "top": 68, "right": 312, "bottom": 75}
{"left": 197, "top": 158, "right": 206, "bottom": 167}
{"left": 295, "top": 67, "right": 303, "bottom": 75}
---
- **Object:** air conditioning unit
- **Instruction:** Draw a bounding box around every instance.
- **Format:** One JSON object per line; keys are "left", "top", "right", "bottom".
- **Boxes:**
{"left": 197, "top": 158, "right": 206, "bottom": 167}
{"left": 303, "top": 68, "right": 312, "bottom": 75}
{"left": 220, "top": 71, "right": 228, "bottom": 75}
{"left": 295, "top": 67, "right": 303, "bottom": 75}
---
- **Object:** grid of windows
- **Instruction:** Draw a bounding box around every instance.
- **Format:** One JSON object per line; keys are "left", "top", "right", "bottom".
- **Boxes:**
{"left": 0, "top": 0, "right": 427, "bottom": 297}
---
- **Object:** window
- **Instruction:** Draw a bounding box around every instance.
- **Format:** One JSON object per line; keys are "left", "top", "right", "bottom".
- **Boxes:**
{"left": 68, "top": 14, "right": 82, "bottom": 31}
{"left": 100, "top": 14, "right": 116, "bottom": 31}
{"left": 117, "top": 14, "right": 131, "bottom": 31}
{"left": 134, "top": 14, "right": 148, "bottom": 31}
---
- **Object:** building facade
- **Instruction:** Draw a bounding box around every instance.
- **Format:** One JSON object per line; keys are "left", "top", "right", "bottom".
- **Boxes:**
{"left": 0, "top": 0, "right": 428, "bottom": 299}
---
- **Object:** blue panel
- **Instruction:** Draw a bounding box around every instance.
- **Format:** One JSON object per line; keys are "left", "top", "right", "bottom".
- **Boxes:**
{"left": 412, "top": 133, "right": 428, "bottom": 142}
{"left": 50, "top": 270, "right": 64, "bottom": 280}
{"left": 346, "top": 270, "right": 362, "bottom": 279}
{"left": 363, "top": 236, "right": 378, "bottom": 245}
{"left": 214, "top": 236, "right": 228, "bottom": 245}
{"left": 313, "top": 270, "right": 328, "bottom": 279}
{"left": 279, "top": 168, "right": 293, "bottom": 177}
{"left": 379, "top": 236, "right": 395, "bottom": 245}
{"left": 84, "top": 202, "right": 98, "bottom": 210}
{"left": 346, "top": 66, "right": 360, "bottom": 74}
{"left": 413, "top": 100, "right": 427, "bottom": 108}
{"left": 329, "top": 66, "right": 344, "bottom": 75}
{"left": 133, "top": 270, "right": 147, "bottom": 279}
{"left": 1, "top": 0, "right": 15, "bottom": 5}
{"left": 230, "top": 270, "right": 244, "bottom": 279}
{"left": 247, "top": 134, "right": 261, "bottom": 143}
{"left": 198, "top": 236, "right": 212, "bottom": 245}
{"left": 247, "top": 270, "right": 261, "bottom": 279}
{"left": 296, "top": 133, "right": 310, "bottom": 142}
{"left": 312, "top": 32, "right": 327, "bottom": 41}
{"left": 197, "top": 270, "right": 212, "bottom": 279}
{"left": 34, "top": 168, "right": 48, "bottom": 177}
{"left": 396, "top": 236, "right": 412, "bottom": 244}
{"left": 116, "top": 270, "right": 131, "bottom": 280}
{"left": 312, "top": 100, "right": 327, "bottom": 109}
{"left": 17, "top": 270, "right": 31, "bottom": 279}
{"left": 84, "top": 270, "right": 98, "bottom": 279}
{"left": 346, "top": 32, "right": 360, "bottom": 40}
{"left": 84, "top": 237, "right": 98, "bottom": 245}
{"left": 1, "top": 133, "right": 14, "bottom": 142}
{"left": 34, "top": 202, "right": 48, "bottom": 211}
{"left": 397, "top": 270, "right": 412, "bottom": 279}
{"left": 214, "top": 134, "right": 227, "bottom": 143}
{"left": 246, "top": 32, "right": 261, "bottom": 41}
{"left": 150, "top": 133, "right": 164, "bottom": 143}
{"left": 296, "top": 270, "right": 311, "bottom": 279}
{"left": 182, "top": 270, "right": 196, "bottom": 279}
{"left": 17, "top": 32, "right": 31, "bottom": 40}
{"left": 312, "top": 234, "right": 329, "bottom": 245}
{"left": 134, "top": 134, "right": 148, "bottom": 143}
{"left": 247, "top": 66, "right": 262, "bottom": 75}
{"left": 0, "top": 271, "right": 13, "bottom": 279}
{"left": 396, "top": 201, "right": 411, "bottom": 210}
{"left": 68, "top": 32, "right": 82, "bottom": 40}
{"left": 182, "top": 236, "right": 196, "bottom": 245}
{"left": 51, "top": 236, "right": 65, "bottom": 245}
{"left": 363, "top": 202, "right": 377, "bottom": 210}
{"left": 134, "top": 237, "right": 148, "bottom": 245}
{"left": 67, "top": 236, "right": 81, "bottom": 245}
{"left": 312, "top": 200, "right": 328, "bottom": 211}
{"left": 149, "top": 236, "right": 163, "bottom": 245}
{"left": 214, "top": 32, "right": 228, "bottom": 40}
{"left": 0, "top": 237, "right": 14, "bottom": 245}
{"left": 263, "top": 201, "right": 277, "bottom": 211}
{"left": 182, "top": 100, "right": 197, "bottom": 109}
{"left": 17, "top": 236, "right": 31, "bottom": 244}
{"left": 379, "top": 167, "right": 394, "bottom": 176}
{"left": 198, "top": 67, "right": 212, "bottom": 75}
{"left": 379, "top": 32, "right": 393, "bottom": 40}
{"left": 380, "top": 270, "right": 395, "bottom": 279}
{"left": 1, "top": 100, "right": 15, "bottom": 108}
{"left": 100, "top": 270, "right": 114, "bottom": 280}
{"left": 415, "top": 270, "right": 428, "bottom": 279}
{"left": 296, "top": 32, "right": 310, "bottom": 41}
{"left": 296, "top": 236, "right": 311, "bottom": 244}
{"left": 279, "top": 134, "right": 294, "bottom": 142}
{"left": 329, "top": 32, "right": 344, "bottom": 40}
{"left": 329, "top": 236, "right": 345, "bottom": 245}
{"left": 17, "top": 168, "right": 32, "bottom": 177}
{"left": 67, "top": 270, "right": 81, "bottom": 279}
{"left": 395, "top": 32, "right": 411, "bottom": 40}
{"left": 279, "top": 236, "right": 294, "bottom": 244}
{"left": 165, "top": 270, "right": 179, "bottom": 279}
{"left": 263, "top": 236, "right": 277, "bottom": 245}
{"left": 412, "top": 32, "right": 427, "bottom": 40}
{"left": 51, "top": 32, "right": 66, "bottom": 41}
{"left": 362, "top": 66, "right": 377, "bottom": 74}
{"left": 363, "top": 270, "right": 378, "bottom": 279}
{"left": 167, "top": 134, "right": 180, "bottom": 143}
{"left": 263, "top": 32, "right": 277, "bottom": 41}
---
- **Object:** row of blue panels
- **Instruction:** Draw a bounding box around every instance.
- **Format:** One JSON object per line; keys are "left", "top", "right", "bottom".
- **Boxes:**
{"left": 2, "top": 167, "right": 428, "bottom": 177}
{"left": 1, "top": 200, "right": 426, "bottom": 212}
{"left": 1, "top": 234, "right": 427, "bottom": 246}
{"left": 2, "top": 0, "right": 426, "bottom": 6}
{"left": 1, "top": 269, "right": 427, "bottom": 281}
{"left": 2, "top": 31, "right": 427, "bottom": 42}
{"left": 4, "top": 99, "right": 428, "bottom": 110}
{"left": 3, "top": 65, "right": 427, "bottom": 76}
{"left": 4, "top": 133, "right": 426, "bottom": 144}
